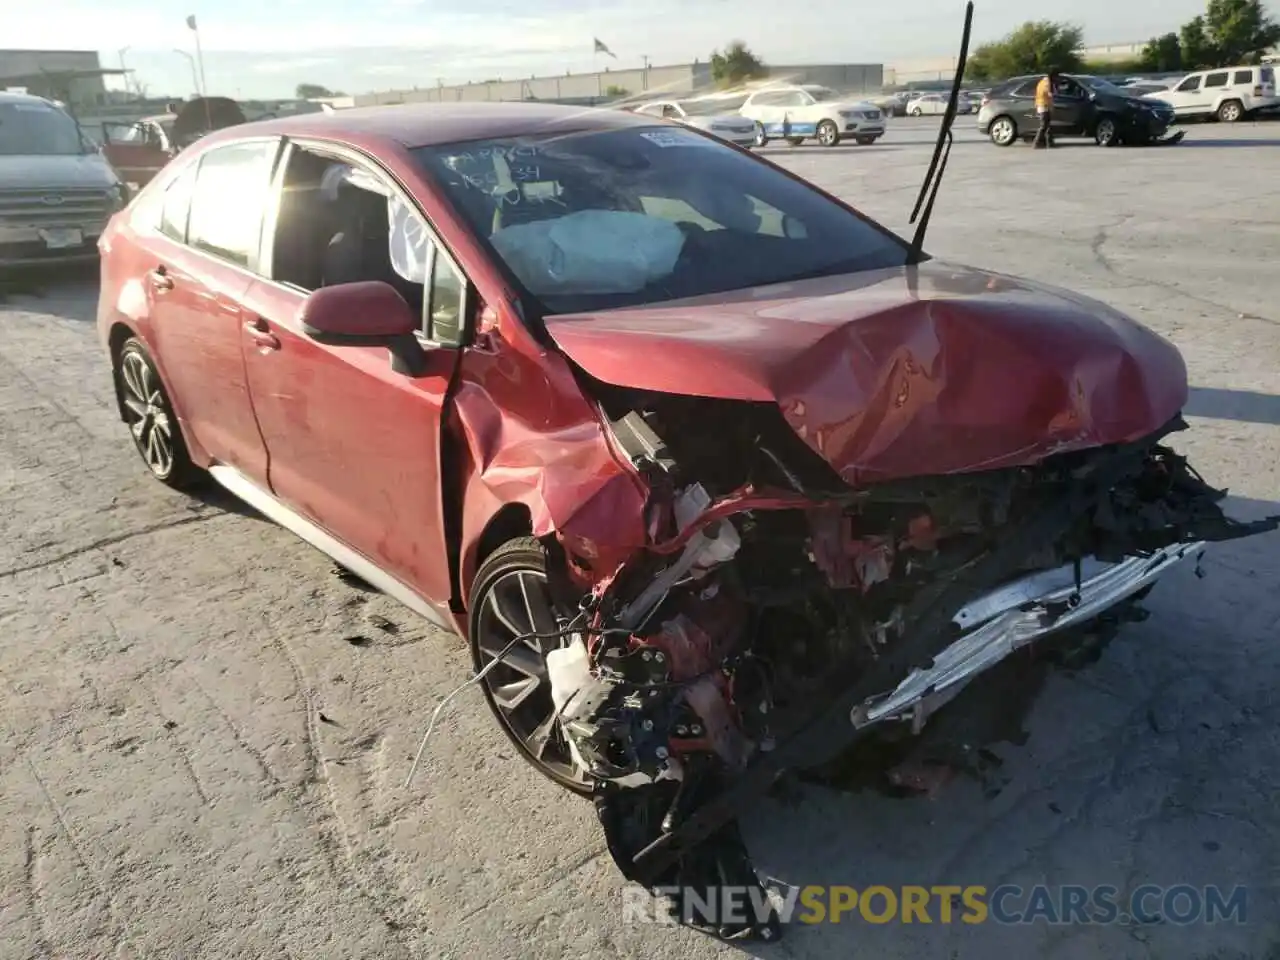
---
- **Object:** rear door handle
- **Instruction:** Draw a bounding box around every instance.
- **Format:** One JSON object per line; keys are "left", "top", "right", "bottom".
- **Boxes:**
{"left": 244, "top": 317, "right": 281, "bottom": 351}
{"left": 149, "top": 266, "right": 173, "bottom": 291}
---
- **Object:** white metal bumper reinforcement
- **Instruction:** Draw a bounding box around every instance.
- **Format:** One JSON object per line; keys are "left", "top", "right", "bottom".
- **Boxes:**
{"left": 850, "top": 541, "right": 1207, "bottom": 728}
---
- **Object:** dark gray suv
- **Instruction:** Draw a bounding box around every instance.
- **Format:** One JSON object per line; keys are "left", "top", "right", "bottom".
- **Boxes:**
{"left": 977, "top": 74, "right": 1180, "bottom": 147}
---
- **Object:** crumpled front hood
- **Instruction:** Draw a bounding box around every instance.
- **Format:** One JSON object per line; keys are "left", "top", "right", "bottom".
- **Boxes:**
{"left": 0, "top": 154, "right": 119, "bottom": 191}
{"left": 544, "top": 261, "right": 1188, "bottom": 485}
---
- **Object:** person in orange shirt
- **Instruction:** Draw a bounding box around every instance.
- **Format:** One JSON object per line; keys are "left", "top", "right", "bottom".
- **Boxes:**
{"left": 1033, "top": 69, "right": 1060, "bottom": 149}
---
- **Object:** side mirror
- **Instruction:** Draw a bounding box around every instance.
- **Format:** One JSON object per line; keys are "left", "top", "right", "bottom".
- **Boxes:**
{"left": 298, "top": 281, "right": 429, "bottom": 376}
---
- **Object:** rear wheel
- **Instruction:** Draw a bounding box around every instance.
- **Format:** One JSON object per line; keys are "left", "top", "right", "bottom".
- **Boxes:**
{"left": 753, "top": 124, "right": 767, "bottom": 147}
{"left": 988, "top": 115, "right": 1017, "bottom": 146}
{"left": 910, "top": 107, "right": 923, "bottom": 117}
{"left": 816, "top": 120, "right": 840, "bottom": 147}
{"left": 115, "top": 337, "right": 201, "bottom": 490}
{"left": 1217, "top": 99, "right": 1244, "bottom": 123}
{"left": 469, "top": 538, "right": 591, "bottom": 794}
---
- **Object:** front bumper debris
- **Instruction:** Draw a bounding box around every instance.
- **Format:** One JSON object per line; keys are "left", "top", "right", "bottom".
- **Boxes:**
{"left": 851, "top": 541, "right": 1204, "bottom": 727}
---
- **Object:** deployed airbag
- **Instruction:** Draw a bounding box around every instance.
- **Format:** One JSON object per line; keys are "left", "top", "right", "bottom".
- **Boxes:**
{"left": 491, "top": 211, "right": 685, "bottom": 296}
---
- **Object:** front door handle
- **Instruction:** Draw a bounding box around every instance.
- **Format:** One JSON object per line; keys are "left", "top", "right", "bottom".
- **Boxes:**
{"left": 149, "top": 266, "right": 173, "bottom": 291}
{"left": 244, "top": 317, "right": 281, "bottom": 351}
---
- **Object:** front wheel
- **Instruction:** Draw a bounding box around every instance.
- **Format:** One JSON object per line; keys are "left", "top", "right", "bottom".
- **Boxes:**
{"left": 1094, "top": 115, "right": 1119, "bottom": 146}
{"left": 816, "top": 119, "right": 840, "bottom": 147}
{"left": 115, "top": 337, "right": 201, "bottom": 489}
{"left": 469, "top": 537, "right": 591, "bottom": 794}
{"left": 910, "top": 107, "right": 922, "bottom": 117}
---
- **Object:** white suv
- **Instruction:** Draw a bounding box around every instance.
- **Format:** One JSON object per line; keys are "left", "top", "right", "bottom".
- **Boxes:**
{"left": 739, "top": 85, "right": 885, "bottom": 147}
{"left": 1144, "top": 65, "right": 1278, "bottom": 122}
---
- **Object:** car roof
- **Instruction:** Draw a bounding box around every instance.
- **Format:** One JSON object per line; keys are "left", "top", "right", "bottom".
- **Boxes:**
{"left": 198, "top": 100, "right": 655, "bottom": 151}
{"left": 0, "top": 91, "right": 59, "bottom": 106}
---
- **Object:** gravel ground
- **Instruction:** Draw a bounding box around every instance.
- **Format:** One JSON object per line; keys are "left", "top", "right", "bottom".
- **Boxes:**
{"left": 1, "top": 116, "right": 1278, "bottom": 960}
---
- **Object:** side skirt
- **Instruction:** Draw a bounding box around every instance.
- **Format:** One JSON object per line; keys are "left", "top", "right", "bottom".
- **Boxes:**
{"left": 208, "top": 464, "right": 454, "bottom": 632}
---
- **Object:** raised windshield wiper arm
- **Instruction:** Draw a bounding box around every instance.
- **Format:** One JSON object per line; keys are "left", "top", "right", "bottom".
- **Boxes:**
{"left": 906, "top": 1, "right": 975, "bottom": 265}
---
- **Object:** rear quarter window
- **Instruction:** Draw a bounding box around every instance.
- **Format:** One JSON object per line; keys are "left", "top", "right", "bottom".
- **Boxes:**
{"left": 1233, "top": 70, "right": 1254, "bottom": 85}
{"left": 1205, "top": 72, "right": 1229, "bottom": 88}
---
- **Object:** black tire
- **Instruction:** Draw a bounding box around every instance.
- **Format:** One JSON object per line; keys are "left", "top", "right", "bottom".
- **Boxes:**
{"left": 114, "top": 337, "right": 202, "bottom": 490}
{"left": 468, "top": 537, "right": 590, "bottom": 795}
{"left": 816, "top": 119, "right": 840, "bottom": 147}
{"left": 753, "top": 124, "right": 767, "bottom": 148}
{"left": 1094, "top": 115, "right": 1119, "bottom": 146}
{"left": 988, "top": 115, "right": 1018, "bottom": 146}
{"left": 1217, "top": 99, "right": 1244, "bottom": 123}
{"left": 910, "top": 107, "right": 922, "bottom": 117}
{"left": 786, "top": 136, "right": 805, "bottom": 146}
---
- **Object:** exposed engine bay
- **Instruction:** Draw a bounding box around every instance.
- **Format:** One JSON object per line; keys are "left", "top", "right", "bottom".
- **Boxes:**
{"left": 535, "top": 393, "right": 1278, "bottom": 941}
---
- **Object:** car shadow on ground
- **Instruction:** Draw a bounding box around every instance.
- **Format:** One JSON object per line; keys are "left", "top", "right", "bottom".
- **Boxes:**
{"left": 1173, "top": 138, "right": 1280, "bottom": 148}
{"left": 0, "top": 265, "right": 98, "bottom": 315}
{"left": 1186, "top": 387, "right": 1280, "bottom": 426}
{"left": 715, "top": 494, "right": 1280, "bottom": 959}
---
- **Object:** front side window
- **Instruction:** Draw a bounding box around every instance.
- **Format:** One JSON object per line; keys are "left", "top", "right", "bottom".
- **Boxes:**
{"left": 803, "top": 87, "right": 838, "bottom": 102}
{"left": 0, "top": 100, "right": 86, "bottom": 156}
{"left": 187, "top": 140, "right": 277, "bottom": 266}
{"left": 159, "top": 164, "right": 198, "bottom": 241}
{"left": 1177, "top": 75, "right": 1202, "bottom": 92}
{"left": 414, "top": 125, "right": 908, "bottom": 316}
{"left": 269, "top": 143, "right": 468, "bottom": 344}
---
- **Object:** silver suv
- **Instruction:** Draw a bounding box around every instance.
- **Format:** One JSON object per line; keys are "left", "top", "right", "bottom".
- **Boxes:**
{"left": 0, "top": 91, "right": 128, "bottom": 267}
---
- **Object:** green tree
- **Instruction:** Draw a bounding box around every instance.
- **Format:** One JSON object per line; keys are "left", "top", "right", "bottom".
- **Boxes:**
{"left": 710, "top": 41, "right": 767, "bottom": 88}
{"left": 296, "top": 82, "right": 335, "bottom": 99}
{"left": 603, "top": 84, "right": 630, "bottom": 97}
{"left": 1138, "top": 32, "right": 1184, "bottom": 72}
{"left": 965, "top": 21, "right": 1084, "bottom": 81}
{"left": 1202, "top": 0, "right": 1280, "bottom": 64}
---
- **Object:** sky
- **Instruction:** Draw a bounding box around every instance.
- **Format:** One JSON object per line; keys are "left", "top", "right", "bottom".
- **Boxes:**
{"left": 9, "top": 0, "right": 1239, "bottom": 99}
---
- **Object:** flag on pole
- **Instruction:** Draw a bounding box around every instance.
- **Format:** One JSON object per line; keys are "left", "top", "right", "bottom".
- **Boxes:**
{"left": 186, "top": 14, "right": 198, "bottom": 30}
{"left": 593, "top": 38, "right": 617, "bottom": 58}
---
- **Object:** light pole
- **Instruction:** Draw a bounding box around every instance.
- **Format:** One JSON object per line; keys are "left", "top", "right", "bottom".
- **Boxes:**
{"left": 173, "top": 49, "right": 199, "bottom": 98}
{"left": 117, "top": 46, "right": 131, "bottom": 95}
{"left": 184, "top": 15, "right": 208, "bottom": 96}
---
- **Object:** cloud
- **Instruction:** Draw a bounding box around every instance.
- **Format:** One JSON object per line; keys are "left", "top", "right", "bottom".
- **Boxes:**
{"left": 250, "top": 57, "right": 337, "bottom": 74}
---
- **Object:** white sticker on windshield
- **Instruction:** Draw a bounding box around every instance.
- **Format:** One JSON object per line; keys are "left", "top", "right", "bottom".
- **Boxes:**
{"left": 639, "top": 130, "right": 715, "bottom": 148}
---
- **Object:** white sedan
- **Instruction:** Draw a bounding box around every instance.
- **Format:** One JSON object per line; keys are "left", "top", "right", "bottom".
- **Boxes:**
{"left": 629, "top": 100, "right": 761, "bottom": 148}
{"left": 906, "top": 92, "right": 974, "bottom": 116}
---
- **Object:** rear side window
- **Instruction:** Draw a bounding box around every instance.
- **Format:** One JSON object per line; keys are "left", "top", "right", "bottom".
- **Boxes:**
{"left": 159, "top": 165, "right": 197, "bottom": 241}
{"left": 187, "top": 140, "right": 278, "bottom": 267}
{"left": 1205, "top": 72, "right": 1229, "bottom": 88}
{"left": 1233, "top": 70, "right": 1254, "bottom": 85}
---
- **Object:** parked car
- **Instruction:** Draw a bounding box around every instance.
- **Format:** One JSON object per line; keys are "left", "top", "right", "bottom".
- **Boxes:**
{"left": 870, "top": 91, "right": 912, "bottom": 117}
{"left": 739, "top": 84, "right": 885, "bottom": 146}
{"left": 977, "top": 73, "right": 1179, "bottom": 146}
{"left": 0, "top": 91, "right": 128, "bottom": 267}
{"left": 95, "top": 101, "right": 1273, "bottom": 929}
{"left": 627, "top": 99, "right": 760, "bottom": 148}
{"left": 101, "top": 97, "right": 249, "bottom": 190}
{"left": 1143, "top": 65, "right": 1278, "bottom": 122}
{"left": 906, "top": 92, "right": 973, "bottom": 116}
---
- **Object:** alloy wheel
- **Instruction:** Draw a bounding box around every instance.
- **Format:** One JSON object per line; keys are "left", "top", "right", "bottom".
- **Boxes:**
{"left": 817, "top": 121, "right": 839, "bottom": 147}
{"left": 474, "top": 567, "right": 589, "bottom": 790}
{"left": 120, "top": 351, "right": 175, "bottom": 478}
{"left": 990, "top": 117, "right": 1015, "bottom": 146}
{"left": 1096, "top": 117, "right": 1117, "bottom": 146}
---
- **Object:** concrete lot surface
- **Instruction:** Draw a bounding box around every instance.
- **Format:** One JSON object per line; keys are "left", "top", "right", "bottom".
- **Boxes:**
{"left": 1, "top": 117, "right": 1278, "bottom": 959}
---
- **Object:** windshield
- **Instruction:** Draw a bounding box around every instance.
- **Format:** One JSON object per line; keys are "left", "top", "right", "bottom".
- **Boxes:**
{"left": 803, "top": 86, "right": 839, "bottom": 102}
{"left": 413, "top": 125, "right": 909, "bottom": 315}
{"left": 0, "top": 100, "right": 87, "bottom": 156}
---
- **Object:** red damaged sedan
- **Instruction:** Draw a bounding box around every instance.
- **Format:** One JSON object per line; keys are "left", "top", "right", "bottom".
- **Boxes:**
{"left": 97, "top": 101, "right": 1275, "bottom": 934}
